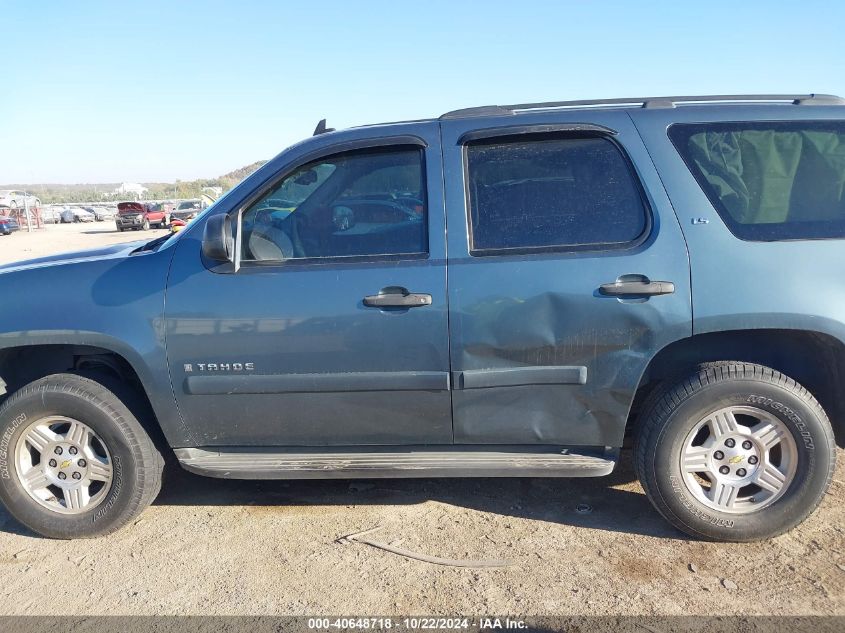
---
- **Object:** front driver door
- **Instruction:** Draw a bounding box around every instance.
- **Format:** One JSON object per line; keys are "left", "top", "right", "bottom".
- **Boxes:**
{"left": 164, "top": 124, "right": 451, "bottom": 447}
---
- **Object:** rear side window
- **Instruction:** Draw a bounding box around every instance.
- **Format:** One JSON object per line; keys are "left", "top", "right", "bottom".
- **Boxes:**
{"left": 465, "top": 135, "right": 648, "bottom": 254}
{"left": 669, "top": 121, "right": 845, "bottom": 240}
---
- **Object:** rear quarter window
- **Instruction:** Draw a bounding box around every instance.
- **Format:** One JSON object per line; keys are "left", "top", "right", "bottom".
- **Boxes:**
{"left": 669, "top": 121, "right": 845, "bottom": 240}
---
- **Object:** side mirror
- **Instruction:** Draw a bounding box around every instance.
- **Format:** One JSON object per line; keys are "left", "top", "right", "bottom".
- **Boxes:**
{"left": 202, "top": 213, "right": 234, "bottom": 262}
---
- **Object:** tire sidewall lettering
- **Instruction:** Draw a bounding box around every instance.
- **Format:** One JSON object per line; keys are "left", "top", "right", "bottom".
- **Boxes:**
{"left": 93, "top": 455, "right": 122, "bottom": 522}
{"left": 745, "top": 394, "right": 815, "bottom": 449}
{"left": 669, "top": 474, "right": 735, "bottom": 528}
{"left": 0, "top": 412, "right": 27, "bottom": 480}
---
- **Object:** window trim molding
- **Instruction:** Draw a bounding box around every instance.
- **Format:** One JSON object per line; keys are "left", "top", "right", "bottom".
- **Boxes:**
{"left": 668, "top": 120, "right": 845, "bottom": 243}
{"left": 462, "top": 131, "right": 653, "bottom": 257}
{"left": 458, "top": 122, "right": 617, "bottom": 145}
{"left": 235, "top": 138, "right": 431, "bottom": 269}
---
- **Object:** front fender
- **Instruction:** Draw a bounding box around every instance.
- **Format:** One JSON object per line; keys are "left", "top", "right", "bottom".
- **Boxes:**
{"left": 0, "top": 244, "right": 192, "bottom": 447}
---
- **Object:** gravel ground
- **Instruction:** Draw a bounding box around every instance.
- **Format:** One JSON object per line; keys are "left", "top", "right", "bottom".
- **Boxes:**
{"left": 0, "top": 224, "right": 843, "bottom": 616}
{"left": 0, "top": 222, "right": 166, "bottom": 265}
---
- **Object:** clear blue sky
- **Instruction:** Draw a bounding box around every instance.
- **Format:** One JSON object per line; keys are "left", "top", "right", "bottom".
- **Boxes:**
{"left": 2, "top": 0, "right": 843, "bottom": 184}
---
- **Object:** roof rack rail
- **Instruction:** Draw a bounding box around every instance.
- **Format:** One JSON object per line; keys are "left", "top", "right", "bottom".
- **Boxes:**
{"left": 440, "top": 94, "right": 845, "bottom": 119}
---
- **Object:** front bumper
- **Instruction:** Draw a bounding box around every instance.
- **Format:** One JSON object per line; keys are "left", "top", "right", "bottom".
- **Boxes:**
{"left": 116, "top": 216, "right": 144, "bottom": 228}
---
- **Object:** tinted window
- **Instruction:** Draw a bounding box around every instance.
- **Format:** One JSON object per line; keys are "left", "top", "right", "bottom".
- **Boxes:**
{"left": 465, "top": 135, "right": 647, "bottom": 253}
{"left": 669, "top": 121, "right": 845, "bottom": 240}
{"left": 241, "top": 147, "right": 427, "bottom": 262}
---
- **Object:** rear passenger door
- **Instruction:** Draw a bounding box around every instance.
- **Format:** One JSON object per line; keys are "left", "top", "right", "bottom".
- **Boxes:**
{"left": 441, "top": 111, "right": 692, "bottom": 448}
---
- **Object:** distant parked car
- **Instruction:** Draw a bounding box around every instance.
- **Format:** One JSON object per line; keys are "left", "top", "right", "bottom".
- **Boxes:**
{"left": 0, "top": 190, "right": 40, "bottom": 211}
{"left": 0, "top": 215, "right": 20, "bottom": 235}
{"left": 116, "top": 202, "right": 168, "bottom": 231}
{"left": 170, "top": 200, "right": 203, "bottom": 222}
{"left": 89, "top": 207, "right": 115, "bottom": 221}
{"left": 41, "top": 206, "right": 64, "bottom": 224}
{"left": 60, "top": 208, "right": 95, "bottom": 223}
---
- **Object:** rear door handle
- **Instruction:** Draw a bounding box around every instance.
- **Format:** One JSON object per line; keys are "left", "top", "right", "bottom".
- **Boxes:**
{"left": 599, "top": 279, "right": 675, "bottom": 297}
{"left": 364, "top": 286, "right": 432, "bottom": 308}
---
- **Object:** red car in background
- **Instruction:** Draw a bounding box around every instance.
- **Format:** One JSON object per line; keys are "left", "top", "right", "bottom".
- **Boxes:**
{"left": 115, "top": 202, "right": 168, "bottom": 231}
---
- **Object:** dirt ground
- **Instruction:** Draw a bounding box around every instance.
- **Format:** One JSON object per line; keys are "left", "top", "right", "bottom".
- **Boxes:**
{"left": 0, "top": 224, "right": 843, "bottom": 617}
{"left": 0, "top": 222, "right": 165, "bottom": 265}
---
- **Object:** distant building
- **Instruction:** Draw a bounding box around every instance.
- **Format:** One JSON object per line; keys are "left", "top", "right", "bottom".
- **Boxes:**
{"left": 114, "top": 182, "right": 148, "bottom": 199}
{"left": 202, "top": 186, "right": 223, "bottom": 198}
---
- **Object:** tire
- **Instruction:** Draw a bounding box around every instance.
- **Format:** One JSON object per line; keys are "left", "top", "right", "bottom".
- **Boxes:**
{"left": 117, "top": 227, "right": 124, "bottom": 232}
{"left": 0, "top": 374, "right": 163, "bottom": 539}
{"left": 142, "top": 219, "right": 150, "bottom": 231}
{"left": 634, "top": 362, "right": 836, "bottom": 541}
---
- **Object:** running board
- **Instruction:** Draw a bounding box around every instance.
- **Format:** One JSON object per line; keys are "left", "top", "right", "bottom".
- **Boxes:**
{"left": 174, "top": 446, "right": 617, "bottom": 480}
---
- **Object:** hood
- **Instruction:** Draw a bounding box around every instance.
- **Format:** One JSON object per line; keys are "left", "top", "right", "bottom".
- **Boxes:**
{"left": 0, "top": 240, "right": 147, "bottom": 274}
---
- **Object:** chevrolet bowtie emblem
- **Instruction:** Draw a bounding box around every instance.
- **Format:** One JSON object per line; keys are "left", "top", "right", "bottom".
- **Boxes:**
{"left": 729, "top": 455, "right": 744, "bottom": 464}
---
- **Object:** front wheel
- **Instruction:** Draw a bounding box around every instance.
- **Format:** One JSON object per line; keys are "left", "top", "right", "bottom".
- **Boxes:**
{"left": 635, "top": 362, "right": 835, "bottom": 541}
{"left": 142, "top": 218, "right": 150, "bottom": 231}
{"left": 0, "top": 374, "right": 163, "bottom": 538}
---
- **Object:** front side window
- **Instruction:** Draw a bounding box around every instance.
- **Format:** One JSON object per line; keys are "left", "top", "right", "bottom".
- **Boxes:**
{"left": 669, "top": 121, "right": 845, "bottom": 240}
{"left": 465, "top": 135, "right": 648, "bottom": 253}
{"left": 241, "top": 146, "right": 427, "bottom": 262}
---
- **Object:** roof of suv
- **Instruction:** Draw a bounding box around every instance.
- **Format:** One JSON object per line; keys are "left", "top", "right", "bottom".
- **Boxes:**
{"left": 335, "top": 94, "right": 845, "bottom": 137}
{"left": 438, "top": 93, "right": 845, "bottom": 119}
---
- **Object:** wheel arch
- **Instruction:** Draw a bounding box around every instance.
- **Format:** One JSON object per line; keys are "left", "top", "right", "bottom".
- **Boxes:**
{"left": 628, "top": 328, "right": 845, "bottom": 447}
{"left": 0, "top": 335, "right": 187, "bottom": 449}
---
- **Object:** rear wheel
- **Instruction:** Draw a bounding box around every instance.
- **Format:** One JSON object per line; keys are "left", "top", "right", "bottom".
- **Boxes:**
{"left": 635, "top": 362, "right": 835, "bottom": 541}
{"left": 0, "top": 374, "right": 163, "bottom": 538}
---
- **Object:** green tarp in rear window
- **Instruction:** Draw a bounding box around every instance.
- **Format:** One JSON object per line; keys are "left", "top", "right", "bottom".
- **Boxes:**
{"left": 668, "top": 121, "right": 845, "bottom": 240}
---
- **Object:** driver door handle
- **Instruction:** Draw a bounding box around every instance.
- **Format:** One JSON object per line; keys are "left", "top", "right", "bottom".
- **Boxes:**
{"left": 363, "top": 287, "right": 432, "bottom": 308}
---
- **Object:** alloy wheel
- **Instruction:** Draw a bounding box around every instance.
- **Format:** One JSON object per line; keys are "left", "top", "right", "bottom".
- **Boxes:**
{"left": 679, "top": 406, "right": 797, "bottom": 514}
{"left": 15, "top": 416, "right": 113, "bottom": 514}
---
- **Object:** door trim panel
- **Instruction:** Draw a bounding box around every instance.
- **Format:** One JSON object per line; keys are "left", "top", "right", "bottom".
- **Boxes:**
{"left": 184, "top": 371, "right": 450, "bottom": 395}
{"left": 452, "top": 366, "right": 587, "bottom": 389}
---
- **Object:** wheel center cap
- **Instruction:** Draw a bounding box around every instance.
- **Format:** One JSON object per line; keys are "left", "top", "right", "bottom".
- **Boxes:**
{"left": 712, "top": 436, "right": 759, "bottom": 481}
{"left": 44, "top": 442, "right": 88, "bottom": 484}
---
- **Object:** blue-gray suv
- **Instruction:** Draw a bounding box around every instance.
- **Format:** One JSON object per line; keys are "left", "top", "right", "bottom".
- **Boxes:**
{"left": 0, "top": 94, "right": 842, "bottom": 541}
